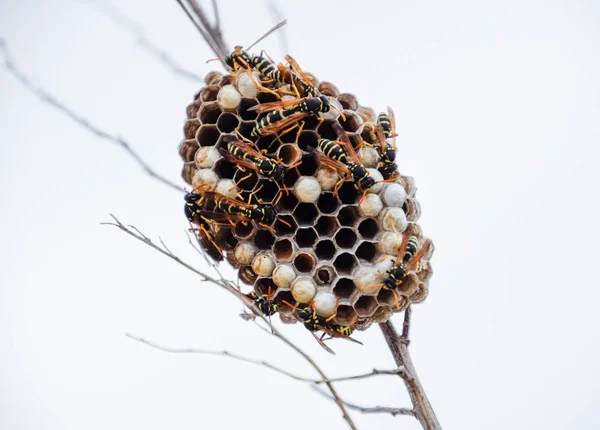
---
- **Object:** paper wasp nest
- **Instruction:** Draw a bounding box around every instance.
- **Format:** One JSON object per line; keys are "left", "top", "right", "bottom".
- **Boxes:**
{"left": 179, "top": 70, "right": 433, "bottom": 330}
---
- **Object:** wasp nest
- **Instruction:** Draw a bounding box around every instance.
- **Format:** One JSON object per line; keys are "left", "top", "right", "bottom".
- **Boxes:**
{"left": 179, "top": 66, "right": 433, "bottom": 332}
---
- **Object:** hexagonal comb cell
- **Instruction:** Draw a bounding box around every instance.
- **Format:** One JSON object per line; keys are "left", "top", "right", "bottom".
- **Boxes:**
{"left": 184, "top": 120, "right": 200, "bottom": 140}
{"left": 197, "top": 125, "right": 220, "bottom": 147}
{"left": 337, "top": 93, "right": 358, "bottom": 110}
{"left": 315, "top": 239, "right": 336, "bottom": 260}
{"left": 294, "top": 251, "right": 317, "bottom": 273}
{"left": 295, "top": 227, "right": 317, "bottom": 248}
{"left": 239, "top": 265, "right": 258, "bottom": 285}
{"left": 233, "top": 169, "right": 258, "bottom": 191}
{"left": 255, "top": 135, "right": 277, "bottom": 154}
{"left": 179, "top": 140, "right": 198, "bottom": 161}
{"left": 315, "top": 216, "right": 338, "bottom": 237}
{"left": 334, "top": 278, "right": 356, "bottom": 299}
{"left": 254, "top": 229, "right": 275, "bottom": 250}
{"left": 334, "top": 228, "right": 358, "bottom": 249}
{"left": 339, "top": 111, "right": 363, "bottom": 132}
{"left": 214, "top": 158, "right": 236, "bottom": 179}
{"left": 199, "top": 102, "right": 221, "bottom": 124}
{"left": 273, "top": 238, "right": 294, "bottom": 261}
{"left": 356, "top": 241, "right": 377, "bottom": 262}
{"left": 237, "top": 121, "right": 257, "bottom": 143}
{"left": 283, "top": 168, "right": 300, "bottom": 189}
{"left": 274, "top": 215, "right": 297, "bottom": 236}
{"left": 316, "top": 121, "right": 338, "bottom": 141}
{"left": 314, "top": 266, "right": 335, "bottom": 285}
{"left": 275, "top": 192, "right": 298, "bottom": 213}
{"left": 257, "top": 92, "right": 279, "bottom": 104}
{"left": 255, "top": 180, "right": 279, "bottom": 203}
{"left": 354, "top": 296, "right": 378, "bottom": 317}
{"left": 277, "top": 144, "right": 302, "bottom": 167}
{"left": 338, "top": 182, "right": 359, "bottom": 205}
{"left": 200, "top": 86, "right": 219, "bottom": 102}
{"left": 297, "top": 154, "right": 318, "bottom": 176}
{"left": 255, "top": 277, "right": 277, "bottom": 297}
{"left": 333, "top": 252, "right": 358, "bottom": 274}
{"left": 216, "top": 112, "right": 239, "bottom": 133}
{"left": 233, "top": 222, "right": 255, "bottom": 241}
{"left": 358, "top": 218, "right": 379, "bottom": 239}
{"left": 297, "top": 131, "right": 319, "bottom": 152}
{"left": 293, "top": 203, "right": 318, "bottom": 226}
{"left": 239, "top": 98, "right": 259, "bottom": 120}
{"left": 333, "top": 305, "right": 358, "bottom": 326}
{"left": 318, "top": 193, "right": 339, "bottom": 214}
{"left": 337, "top": 206, "right": 359, "bottom": 226}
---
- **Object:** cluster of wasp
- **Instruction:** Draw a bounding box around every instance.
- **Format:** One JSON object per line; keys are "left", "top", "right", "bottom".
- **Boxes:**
{"left": 180, "top": 22, "right": 433, "bottom": 353}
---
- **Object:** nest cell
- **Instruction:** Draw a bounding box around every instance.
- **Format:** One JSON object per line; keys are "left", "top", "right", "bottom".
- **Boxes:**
{"left": 295, "top": 227, "right": 318, "bottom": 248}
{"left": 315, "top": 239, "right": 336, "bottom": 260}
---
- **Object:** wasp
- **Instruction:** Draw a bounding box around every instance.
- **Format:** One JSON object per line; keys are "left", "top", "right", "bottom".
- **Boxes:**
{"left": 284, "top": 55, "right": 320, "bottom": 98}
{"left": 220, "top": 135, "right": 286, "bottom": 182}
{"left": 207, "top": 21, "right": 288, "bottom": 95}
{"left": 283, "top": 300, "right": 362, "bottom": 355}
{"left": 376, "top": 106, "right": 399, "bottom": 179}
{"left": 244, "top": 290, "right": 279, "bottom": 316}
{"left": 377, "top": 230, "right": 432, "bottom": 309}
{"left": 184, "top": 191, "right": 224, "bottom": 261}
{"left": 310, "top": 122, "right": 385, "bottom": 203}
{"left": 250, "top": 95, "right": 338, "bottom": 140}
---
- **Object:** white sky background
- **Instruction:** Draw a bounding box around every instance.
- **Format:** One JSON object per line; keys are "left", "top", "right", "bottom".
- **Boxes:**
{"left": 1, "top": 0, "right": 599, "bottom": 429}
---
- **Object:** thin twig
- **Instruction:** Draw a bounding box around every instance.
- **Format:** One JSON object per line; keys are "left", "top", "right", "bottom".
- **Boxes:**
{"left": 0, "top": 40, "right": 184, "bottom": 193}
{"left": 104, "top": 216, "right": 358, "bottom": 430}
{"left": 174, "top": 0, "right": 227, "bottom": 67}
{"left": 89, "top": 0, "right": 203, "bottom": 82}
{"left": 401, "top": 304, "right": 412, "bottom": 343}
{"left": 312, "top": 386, "right": 416, "bottom": 418}
{"left": 128, "top": 332, "right": 407, "bottom": 387}
{"left": 126, "top": 332, "right": 319, "bottom": 382}
{"left": 187, "top": 0, "right": 228, "bottom": 56}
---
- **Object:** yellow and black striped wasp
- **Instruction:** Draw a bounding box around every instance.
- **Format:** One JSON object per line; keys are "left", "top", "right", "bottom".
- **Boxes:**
{"left": 376, "top": 229, "right": 432, "bottom": 309}
{"left": 284, "top": 55, "right": 320, "bottom": 98}
{"left": 184, "top": 190, "right": 224, "bottom": 261}
{"left": 197, "top": 191, "right": 275, "bottom": 230}
{"left": 310, "top": 122, "right": 384, "bottom": 204}
{"left": 250, "top": 95, "right": 342, "bottom": 142}
{"left": 220, "top": 135, "right": 286, "bottom": 183}
{"left": 283, "top": 300, "right": 362, "bottom": 355}
{"left": 376, "top": 106, "right": 399, "bottom": 179}
{"left": 244, "top": 288, "right": 279, "bottom": 316}
{"left": 207, "top": 21, "right": 288, "bottom": 95}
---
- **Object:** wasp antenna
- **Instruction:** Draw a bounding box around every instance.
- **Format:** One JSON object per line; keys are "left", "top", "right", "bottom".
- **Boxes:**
{"left": 246, "top": 20, "right": 288, "bottom": 51}
{"left": 206, "top": 57, "right": 226, "bottom": 64}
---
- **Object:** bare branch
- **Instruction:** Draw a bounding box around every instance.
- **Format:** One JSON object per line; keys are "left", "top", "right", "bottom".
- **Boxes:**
{"left": 380, "top": 318, "right": 441, "bottom": 430}
{"left": 315, "top": 367, "right": 408, "bottom": 384}
{"left": 187, "top": 0, "right": 228, "bottom": 55}
{"left": 312, "top": 386, "right": 416, "bottom": 418}
{"left": 126, "top": 332, "right": 320, "bottom": 382}
{"left": 104, "top": 215, "right": 358, "bottom": 430}
{"left": 174, "top": 0, "right": 227, "bottom": 67}
{"left": 401, "top": 304, "right": 412, "bottom": 343}
{"left": 88, "top": 1, "right": 203, "bottom": 82}
{"left": 0, "top": 40, "right": 184, "bottom": 193}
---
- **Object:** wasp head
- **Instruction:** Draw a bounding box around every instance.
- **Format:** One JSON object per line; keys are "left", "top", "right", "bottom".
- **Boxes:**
{"left": 380, "top": 162, "right": 399, "bottom": 178}
{"left": 252, "top": 204, "right": 275, "bottom": 223}
{"left": 272, "top": 164, "right": 286, "bottom": 183}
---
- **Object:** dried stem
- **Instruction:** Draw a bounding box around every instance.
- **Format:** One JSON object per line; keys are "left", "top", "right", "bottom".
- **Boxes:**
{"left": 0, "top": 40, "right": 184, "bottom": 193}
{"left": 104, "top": 215, "right": 358, "bottom": 430}
{"left": 312, "top": 386, "right": 416, "bottom": 418}
{"left": 89, "top": 0, "right": 203, "bottom": 82}
{"left": 173, "top": 0, "right": 227, "bottom": 67}
{"left": 127, "top": 332, "right": 407, "bottom": 387}
{"left": 379, "top": 309, "right": 441, "bottom": 430}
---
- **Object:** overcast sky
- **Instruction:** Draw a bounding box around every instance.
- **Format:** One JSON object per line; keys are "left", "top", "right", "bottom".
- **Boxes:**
{"left": 1, "top": 1, "right": 599, "bottom": 429}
